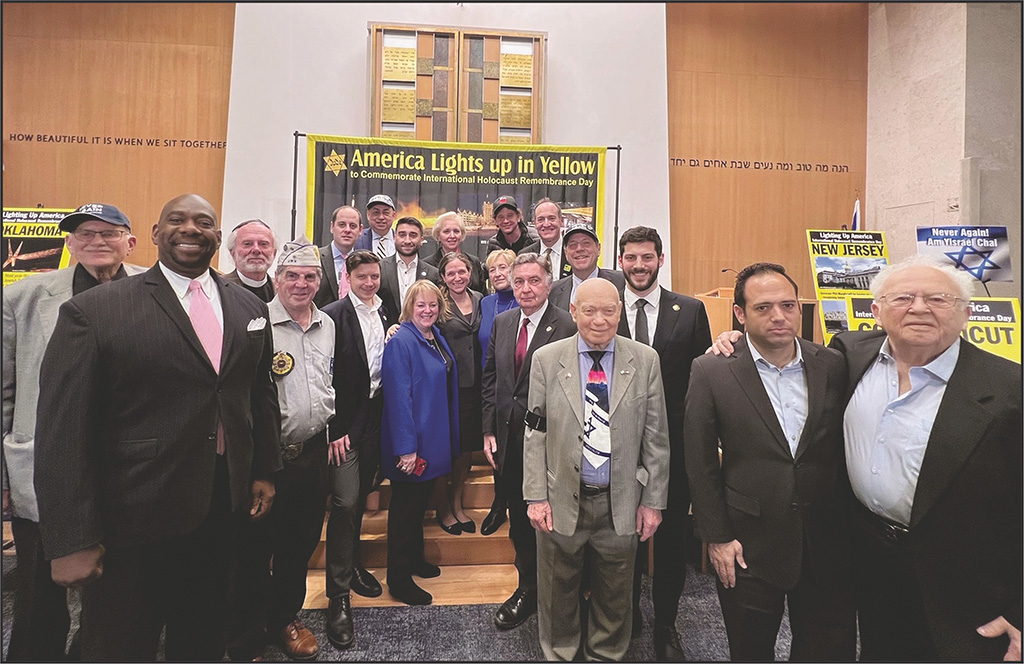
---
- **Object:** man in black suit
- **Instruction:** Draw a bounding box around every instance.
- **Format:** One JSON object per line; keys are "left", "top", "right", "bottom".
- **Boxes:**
{"left": 222, "top": 218, "right": 277, "bottom": 303}
{"left": 320, "top": 250, "right": 393, "bottom": 650}
{"left": 830, "top": 257, "right": 1021, "bottom": 662}
{"left": 548, "top": 223, "right": 625, "bottom": 311}
{"left": 378, "top": 216, "right": 439, "bottom": 316}
{"left": 314, "top": 204, "right": 362, "bottom": 308}
{"left": 615, "top": 226, "right": 712, "bottom": 660}
{"left": 482, "top": 252, "right": 576, "bottom": 630}
{"left": 685, "top": 262, "right": 855, "bottom": 661}
{"left": 521, "top": 198, "right": 571, "bottom": 280}
{"left": 34, "top": 193, "right": 282, "bottom": 661}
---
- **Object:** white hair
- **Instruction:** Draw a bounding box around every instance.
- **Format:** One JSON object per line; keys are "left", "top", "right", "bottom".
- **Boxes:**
{"left": 226, "top": 219, "right": 277, "bottom": 253}
{"left": 869, "top": 255, "right": 977, "bottom": 302}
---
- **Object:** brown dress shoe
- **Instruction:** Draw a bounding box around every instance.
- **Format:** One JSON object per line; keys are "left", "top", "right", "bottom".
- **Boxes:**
{"left": 278, "top": 619, "right": 319, "bottom": 661}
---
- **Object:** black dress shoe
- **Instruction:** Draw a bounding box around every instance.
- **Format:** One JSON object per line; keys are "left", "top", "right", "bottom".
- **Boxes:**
{"left": 653, "top": 624, "right": 685, "bottom": 662}
{"left": 388, "top": 578, "right": 433, "bottom": 605}
{"left": 351, "top": 565, "right": 383, "bottom": 598}
{"left": 413, "top": 560, "right": 441, "bottom": 578}
{"left": 326, "top": 595, "right": 354, "bottom": 650}
{"left": 493, "top": 587, "right": 536, "bottom": 629}
{"left": 458, "top": 518, "right": 476, "bottom": 533}
{"left": 480, "top": 508, "right": 507, "bottom": 536}
{"left": 436, "top": 514, "right": 462, "bottom": 535}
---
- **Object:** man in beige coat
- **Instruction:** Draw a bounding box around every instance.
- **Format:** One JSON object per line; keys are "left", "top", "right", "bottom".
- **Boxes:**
{"left": 524, "top": 278, "right": 670, "bottom": 661}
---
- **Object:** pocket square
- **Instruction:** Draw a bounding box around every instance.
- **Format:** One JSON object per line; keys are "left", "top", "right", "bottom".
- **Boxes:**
{"left": 247, "top": 317, "right": 267, "bottom": 331}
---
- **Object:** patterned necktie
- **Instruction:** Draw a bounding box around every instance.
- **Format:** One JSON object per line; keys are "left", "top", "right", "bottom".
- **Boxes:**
{"left": 188, "top": 280, "right": 225, "bottom": 454}
{"left": 376, "top": 236, "right": 388, "bottom": 258}
{"left": 634, "top": 298, "right": 649, "bottom": 345}
{"left": 338, "top": 263, "right": 350, "bottom": 298}
{"left": 583, "top": 350, "right": 611, "bottom": 470}
{"left": 515, "top": 318, "right": 529, "bottom": 379}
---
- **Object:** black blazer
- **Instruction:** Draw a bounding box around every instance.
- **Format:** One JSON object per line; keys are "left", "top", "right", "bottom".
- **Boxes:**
{"left": 831, "top": 330, "right": 1023, "bottom": 657}
{"left": 685, "top": 336, "right": 851, "bottom": 591}
{"left": 548, "top": 268, "right": 626, "bottom": 311}
{"left": 481, "top": 302, "right": 576, "bottom": 472}
{"left": 437, "top": 290, "right": 484, "bottom": 389}
{"left": 378, "top": 254, "right": 440, "bottom": 318}
{"left": 521, "top": 239, "right": 572, "bottom": 280}
{"left": 313, "top": 243, "right": 340, "bottom": 309}
{"left": 322, "top": 295, "right": 392, "bottom": 446}
{"left": 34, "top": 265, "right": 282, "bottom": 559}
{"left": 617, "top": 288, "right": 712, "bottom": 487}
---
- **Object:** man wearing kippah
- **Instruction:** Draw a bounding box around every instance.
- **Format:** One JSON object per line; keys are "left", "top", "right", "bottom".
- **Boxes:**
{"left": 230, "top": 236, "right": 335, "bottom": 662}
{"left": 3, "top": 203, "right": 143, "bottom": 660}
{"left": 224, "top": 219, "right": 278, "bottom": 303}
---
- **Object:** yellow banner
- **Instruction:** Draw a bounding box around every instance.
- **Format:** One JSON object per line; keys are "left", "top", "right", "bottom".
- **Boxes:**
{"left": 3, "top": 207, "right": 73, "bottom": 286}
{"left": 807, "top": 229, "right": 890, "bottom": 345}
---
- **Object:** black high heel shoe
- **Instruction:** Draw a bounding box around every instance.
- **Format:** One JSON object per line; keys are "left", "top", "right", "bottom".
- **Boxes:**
{"left": 436, "top": 514, "right": 462, "bottom": 535}
{"left": 457, "top": 517, "right": 476, "bottom": 534}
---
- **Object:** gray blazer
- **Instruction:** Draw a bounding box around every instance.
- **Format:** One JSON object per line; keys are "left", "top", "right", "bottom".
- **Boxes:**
{"left": 2, "top": 264, "right": 145, "bottom": 521}
{"left": 523, "top": 334, "right": 670, "bottom": 537}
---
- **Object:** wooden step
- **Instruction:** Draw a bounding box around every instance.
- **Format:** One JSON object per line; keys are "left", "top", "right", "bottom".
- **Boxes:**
{"left": 374, "top": 466, "right": 499, "bottom": 511}
{"left": 307, "top": 507, "right": 513, "bottom": 569}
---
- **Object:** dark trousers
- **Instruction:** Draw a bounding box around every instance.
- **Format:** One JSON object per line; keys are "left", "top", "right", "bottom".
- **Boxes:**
{"left": 386, "top": 478, "right": 435, "bottom": 584}
{"left": 501, "top": 426, "right": 537, "bottom": 592}
{"left": 233, "top": 433, "right": 328, "bottom": 635}
{"left": 79, "top": 455, "right": 234, "bottom": 662}
{"left": 633, "top": 474, "right": 690, "bottom": 626}
{"left": 716, "top": 541, "right": 855, "bottom": 662}
{"left": 326, "top": 396, "right": 382, "bottom": 598}
{"left": 7, "top": 518, "right": 72, "bottom": 661}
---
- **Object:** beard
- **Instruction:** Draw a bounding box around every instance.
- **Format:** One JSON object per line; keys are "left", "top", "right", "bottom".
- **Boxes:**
{"left": 626, "top": 267, "right": 658, "bottom": 292}
{"left": 237, "top": 255, "right": 271, "bottom": 275}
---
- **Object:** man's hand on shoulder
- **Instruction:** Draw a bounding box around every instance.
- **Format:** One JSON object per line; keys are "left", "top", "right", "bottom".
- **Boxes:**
{"left": 707, "top": 330, "right": 743, "bottom": 356}
{"left": 636, "top": 504, "right": 662, "bottom": 542}
{"left": 249, "top": 478, "right": 275, "bottom": 520}
{"left": 977, "top": 615, "right": 1022, "bottom": 661}
{"left": 527, "top": 500, "right": 553, "bottom": 533}
{"left": 51, "top": 544, "right": 105, "bottom": 587}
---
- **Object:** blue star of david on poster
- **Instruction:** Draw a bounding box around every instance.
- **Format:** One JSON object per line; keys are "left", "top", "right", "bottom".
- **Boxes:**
{"left": 944, "top": 245, "right": 1001, "bottom": 281}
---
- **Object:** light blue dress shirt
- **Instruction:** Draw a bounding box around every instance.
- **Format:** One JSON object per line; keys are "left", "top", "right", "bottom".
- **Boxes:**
{"left": 844, "top": 338, "right": 960, "bottom": 526}
{"left": 578, "top": 336, "right": 614, "bottom": 487}
{"left": 747, "top": 336, "right": 808, "bottom": 457}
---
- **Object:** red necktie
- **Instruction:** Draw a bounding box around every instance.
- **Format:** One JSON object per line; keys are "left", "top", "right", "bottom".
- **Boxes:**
{"left": 515, "top": 318, "right": 529, "bottom": 379}
{"left": 188, "top": 280, "right": 225, "bottom": 454}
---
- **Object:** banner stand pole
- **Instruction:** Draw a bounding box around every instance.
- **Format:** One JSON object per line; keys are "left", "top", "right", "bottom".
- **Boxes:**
{"left": 290, "top": 131, "right": 306, "bottom": 241}
{"left": 608, "top": 145, "right": 622, "bottom": 266}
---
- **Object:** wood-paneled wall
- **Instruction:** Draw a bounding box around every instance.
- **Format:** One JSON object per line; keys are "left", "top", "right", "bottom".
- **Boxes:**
{"left": 2, "top": 3, "right": 235, "bottom": 268}
{"left": 666, "top": 3, "right": 867, "bottom": 300}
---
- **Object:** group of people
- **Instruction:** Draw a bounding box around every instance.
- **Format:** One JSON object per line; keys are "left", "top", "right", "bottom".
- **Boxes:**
{"left": 1, "top": 190, "right": 1019, "bottom": 664}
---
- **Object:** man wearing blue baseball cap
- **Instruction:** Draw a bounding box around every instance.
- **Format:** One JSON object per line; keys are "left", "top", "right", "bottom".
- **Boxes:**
{"left": 2, "top": 203, "right": 143, "bottom": 660}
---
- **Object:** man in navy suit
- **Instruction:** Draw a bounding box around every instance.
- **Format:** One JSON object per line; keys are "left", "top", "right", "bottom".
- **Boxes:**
{"left": 34, "top": 193, "right": 282, "bottom": 661}
{"left": 353, "top": 194, "right": 397, "bottom": 257}
{"left": 616, "top": 226, "right": 712, "bottom": 660}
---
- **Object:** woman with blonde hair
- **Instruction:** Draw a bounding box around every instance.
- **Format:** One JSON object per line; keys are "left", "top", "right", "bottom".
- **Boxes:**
{"left": 425, "top": 211, "right": 487, "bottom": 293}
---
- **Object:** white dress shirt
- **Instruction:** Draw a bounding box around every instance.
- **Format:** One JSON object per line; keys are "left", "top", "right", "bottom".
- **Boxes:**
{"left": 624, "top": 284, "right": 660, "bottom": 341}
{"left": 517, "top": 299, "right": 550, "bottom": 349}
{"left": 350, "top": 293, "right": 385, "bottom": 397}
{"left": 396, "top": 255, "right": 420, "bottom": 309}
{"left": 159, "top": 263, "right": 224, "bottom": 329}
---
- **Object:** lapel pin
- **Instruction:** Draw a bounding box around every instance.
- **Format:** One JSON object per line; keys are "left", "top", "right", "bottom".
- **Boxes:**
{"left": 620, "top": 369, "right": 630, "bottom": 375}
{"left": 672, "top": 304, "right": 680, "bottom": 311}
{"left": 545, "top": 325, "right": 553, "bottom": 332}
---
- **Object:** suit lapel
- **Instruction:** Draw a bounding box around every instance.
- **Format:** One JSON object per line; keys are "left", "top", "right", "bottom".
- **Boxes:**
{"left": 652, "top": 289, "right": 678, "bottom": 351}
{"left": 846, "top": 334, "right": 885, "bottom": 400}
{"left": 910, "top": 343, "right": 991, "bottom": 528}
{"left": 215, "top": 273, "right": 244, "bottom": 374}
{"left": 556, "top": 336, "right": 586, "bottom": 428}
{"left": 145, "top": 267, "right": 217, "bottom": 373}
{"left": 320, "top": 246, "right": 339, "bottom": 294}
{"left": 39, "top": 269, "right": 76, "bottom": 336}
{"left": 608, "top": 341, "right": 636, "bottom": 415}
{"left": 514, "top": 305, "right": 558, "bottom": 393}
{"left": 730, "top": 340, "right": 791, "bottom": 456}
{"left": 343, "top": 299, "right": 370, "bottom": 371}
{"left": 793, "top": 340, "right": 826, "bottom": 460}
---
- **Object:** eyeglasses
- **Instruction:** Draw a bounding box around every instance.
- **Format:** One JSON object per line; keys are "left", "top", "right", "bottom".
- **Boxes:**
{"left": 877, "top": 293, "right": 963, "bottom": 309}
{"left": 72, "top": 228, "right": 128, "bottom": 242}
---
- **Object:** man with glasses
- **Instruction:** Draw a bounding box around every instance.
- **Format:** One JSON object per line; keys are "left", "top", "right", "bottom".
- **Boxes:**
{"left": 354, "top": 194, "right": 397, "bottom": 259}
{"left": 2, "top": 203, "right": 142, "bottom": 660}
{"left": 830, "top": 256, "right": 1021, "bottom": 662}
{"left": 224, "top": 219, "right": 278, "bottom": 303}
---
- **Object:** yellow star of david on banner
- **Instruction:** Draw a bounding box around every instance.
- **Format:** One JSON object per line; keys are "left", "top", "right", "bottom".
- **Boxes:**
{"left": 323, "top": 149, "right": 346, "bottom": 176}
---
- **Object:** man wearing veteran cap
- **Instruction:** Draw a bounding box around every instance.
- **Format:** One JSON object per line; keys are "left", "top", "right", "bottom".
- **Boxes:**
{"left": 2, "top": 203, "right": 142, "bottom": 661}
{"left": 33, "top": 193, "right": 282, "bottom": 661}
{"left": 548, "top": 222, "right": 625, "bottom": 311}
{"left": 354, "top": 194, "right": 397, "bottom": 258}
{"left": 230, "top": 236, "right": 336, "bottom": 662}
{"left": 487, "top": 195, "right": 539, "bottom": 254}
{"left": 224, "top": 218, "right": 278, "bottom": 303}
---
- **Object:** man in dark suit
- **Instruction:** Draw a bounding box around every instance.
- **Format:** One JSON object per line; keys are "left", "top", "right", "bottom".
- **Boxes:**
{"left": 685, "top": 262, "right": 855, "bottom": 661}
{"left": 223, "top": 218, "right": 277, "bottom": 303}
{"left": 353, "top": 194, "right": 396, "bottom": 256}
{"left": 615, "top": 226, "right": 712, "bottom": 660}
{"left": 378, "top": 216, "right": 439, "bottom": 316}
{"left": 548, "top": 223, "right": 625, "bottom": 311}
{"left": 320, "top": 250, "right": 393, "bottom": 650}
{"left": 830, "top": 257, "right": 1021, "bottom": 662}
{"left": 521, "top": 198, "right": 571, "bottom": 280}
{"left": 482, "top": 252, "right": 576, "bottom": 630}
{"left": 33, "top": 193, "right": 282, "bottom": 662}
{"left": 314, "top": 204, "right": 362, "bottom": 308}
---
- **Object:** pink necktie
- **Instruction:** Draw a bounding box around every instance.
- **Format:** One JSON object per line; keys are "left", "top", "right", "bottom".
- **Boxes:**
{"left": 188, "top": 280, "right": 225, "bottom": 454}
{"left": 338, "top": 264, "right": 350, "bottom": 298}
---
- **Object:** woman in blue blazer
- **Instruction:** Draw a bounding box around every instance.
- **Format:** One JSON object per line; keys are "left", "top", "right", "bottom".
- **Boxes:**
{"left": 380, "top": 279, "right": 460, "bottom": 605}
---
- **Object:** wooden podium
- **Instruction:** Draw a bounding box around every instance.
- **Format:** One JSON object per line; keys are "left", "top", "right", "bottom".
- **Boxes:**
{"left": 694, "top": 286, "right": 822, "bottom": 344}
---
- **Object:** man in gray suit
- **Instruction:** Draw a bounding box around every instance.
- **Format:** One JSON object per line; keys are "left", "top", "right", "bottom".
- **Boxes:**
{"left": 524, "top": 277, "right": 670, "bottom": 661}
{"left": 2, "top": 203, "right": 142, "bottom": 661}
{"left": 548, "top": 224, "right": 625, "bottom": 311}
